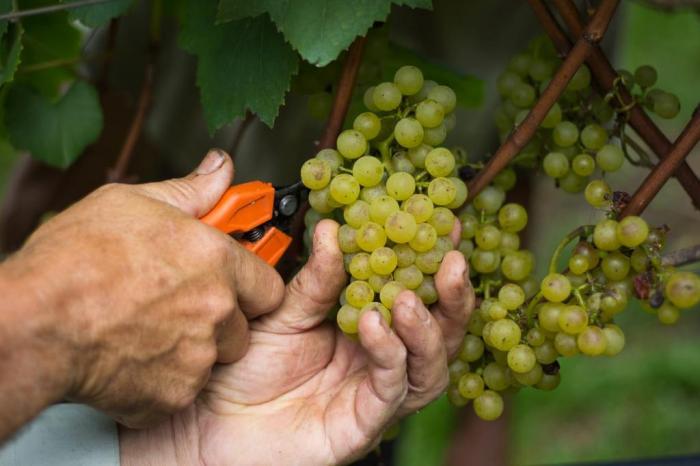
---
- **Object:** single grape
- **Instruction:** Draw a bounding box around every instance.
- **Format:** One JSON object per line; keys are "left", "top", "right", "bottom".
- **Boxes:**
{"left": 370, "top": 247, "right": 398, "bottom": 275}
{"left": 468, "top": 312, "right": 487, "bottom": 336}
{"left": 571, "top": 153, "right": 596, "bottom": 177}
{"left": 427, "top": 85, "right": 457, "bottom": 113}
{"left": 356, "top": 221, "right": 387, "bottom": 252}
{"left": 507, "top": 344, "right": 536, "bottom": 373}
{"left": 363, "top": 86, "right": 379, "bottom": 111}
{"left": 344, "top": 200, "right": 371, "bottom": 228}
{"left": 554, "top": 332, "right": 579, "bottom": 357}
{"left": 379, "top": 281, "right": 406, "bottom": 309}
{"left": 536, "top": 372, "right": 561, "bottom": 391}
{"left": 489, "top": 319, "right": 522, "bottom": 351}
{"left": 634, "top": 65, "right": 657, "bottom": 88}
{"left": 394, "top": 65, "right": 424, "bottom": 95}
{"left": 373, "top": 82, "right": 402, "bottom": 111}
{"left": 300, "top": 159, "right": 332, "bottom": 190}
{"left": 337, "top": 305, "right": 361, "bottom": 334}
{"left": 559, "top": 171, "right": 588, "bottom": 194}
{"left": 459, "top": 212, "right": 478, "bottom": 239}
{"left": 349, "top": 253, "right": 372, "bottom": 280}
{"left": 665, "top": 271, "right": 700, "bottom": 309}
{"left": 488, "top": 301, "right": 508, "bottom": 320}
{"left": 529, "top": 57, "right": 555, "bottom": 82}
{"left": 494, "top": 167, "right": 517, "bottom": 192}
{"left": 483, "top": 362, "right": 511, "bottom": 391}
{"left": 552, "top": 121, "right": 579, "bottom": 147}
{"left": 535, "top": 340, "right": 559, "bottom": 364}
{"left": 541, "top": 273, "right": 572, "bottom": 303}
{"left": 510, "top": 82, "right": 536, "bottom": 108}
{"left": 657, "top": 301, "right": 680, "bottom": 325}
{"left": 580, "top": 123, "right": 608, "bottom": 150}
{"left": 501, "top": 251, "right": 533, "bottom": 281}
{"left": 475, "top": 224, "right": 502, "bottom": 251}
{"left": 360, "top": 184, "right": 388, "bottom": 204}
{"left": 499, "top": 283, "right": 525, "bottom": 310}
{"left": 471, "top": 248, "right": 501, "bottom": 274}
{"left": 393, "top": 243, "right": 416, "bottom": 267}
{"left": 499, "top": 231, "right": 520, "bottom": 252}
{"left": 407, "top": 144, "right": 431, "bottom": 169}
{"left": 415, "top": 275, "right": 438, "bottom": 304}
{"left": 447, "top": 386, "right": 469, "bottom": 407}
{"left": 526, "top": 328, "right": 546, "bottom": 347}
{"left": 458, "top": 373, "right": 485, "bottom": 399}
{"left": 558, "top": 305, "right": 588, "bottom": 335}
{"left": 473, "top": 186, "right": 506, "bottom": 214}
{"left": 336, "top": 129, "right": 368, "bottom": 160}
{"left": 345, "top": 281, "right": 374, "bottom": 308}
{"left": 508, "top": 52, "right": 532, "bottom": 77}
{"left": 353, "top": 112, "right": 381, "bottom": 140}
{"left": 415, "top": 99, "right": 445, "bottom": 128}
{"left": 444, "top": 112, "right": 457, "bottom": 132}
{"left": 394, "top": 118, "right": 424, "bottom": 148}
{"left": 308, "top": 186, "right": 339, "bottom": 213}
{"left": 574, "top": 241, "right": 600, "bottom": 269}
{"left": 568, "top": 254, "right": 589, "bottom": 275}
{"left": 541, "top": 102, "right": 562, "bottom": 129}
{"left": 422, "top": 122, "right": 447, "bottom": 146}
{"left": 410, "top": 80, "right": 438, "bottom": 104}
{"left": 458, "top": 238, "right": 474, "bottom": 257}
{"left": 315, "top": 148, "right": 344, "bottom": 173}
{"left": 351, "top": 156, "right": 383, "bottom": 187}
{"left": 600, "top": 288, "right": 628, "bottom": 316}
{"left": 616, "top": 215, "right": 649, "bottom": 248}
{"left": 497, "top": 70, "right": 523, "bottom": 96}
{"left": 593, "top": 219, "right": 621, "bottom": 251}
{"left": 392, "top": 151, "right": 416, "bottom": 174}
{"left": 426, "top": 207, "right": 454, "bottom": 236}
{"left": 602, "top": 324, "right": 625, "bottom": 356}
{"left": 368, "top": 273, "right": 390, "bottom": 293}
{"left": 385, "top": 211, "right": 418, "bottom": 244}
{"left": 596, "top": 144, "right": 624, "bottom": 172}
{"left": 630, "top": 247, "right": 650, "bottom": 272}
{"left": 542, "top": 152, "right": 569, "bottom": 178}
{"left": 369, "top": 195, "right": 400, "bottom": 224}
{"left": 403, "top": 194, "right": 434, "bottom": 223}
{"left": 498, "top": 203, "right": 528, "bottom": 233}
{"left": 386, "top": 172, "right": 416, "bottom": 201}
{"left": 360, "top": 302, "right": 392, "bottom": 327}
{"left": 513, "top": 363, "right": 544, "bottom": 386}
{"left": 459, "top": 334, "right": 485, "bottom": 362}
{"left": 409, "top": 223, "right": 438, "bottom": 252}
{"left": 329, "top": 174, "right": 360, "bottom": 205}
{"left": 567, "top": 64, "right": 591, "bottom": 91}
{"left": 425, "top": 147, "right": 456, "bottom": 177}
{"left": 394, "top": 264, "right": 424, "bottom": 290}
{"left": 448, "top": 359, "right": 471, "bottom": 384}
{"left": 447, "top": 177, "right": 468, "bottom": 210}
{"left": 652, "top": 91, "right": 680, "bottom": 119}
{"left": 427, "top": 177, "right": 457, "bottom": 206}
{"left": 601, "top": 251, "right": 631, "bottom": 281}
{"left": 338, "top": 224, "right": 360, "bottom": 253}
{"left": 584, "top": 179, "right": 611, "bottom": 208}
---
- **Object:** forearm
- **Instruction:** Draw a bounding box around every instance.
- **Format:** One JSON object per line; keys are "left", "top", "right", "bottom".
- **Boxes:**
{"left": 0, "top": 254, "right": 75, "bottom": 443}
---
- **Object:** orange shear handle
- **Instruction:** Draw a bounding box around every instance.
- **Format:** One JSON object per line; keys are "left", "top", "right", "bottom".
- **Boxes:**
{"left": 200, "top": 181, "right": 292, "bottom": 266}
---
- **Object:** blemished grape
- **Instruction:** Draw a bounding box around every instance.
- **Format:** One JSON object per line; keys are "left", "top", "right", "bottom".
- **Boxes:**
{"left": 498, "top": 203, "right": 528, "bottom": 232}
{"left": 360, "top": 184, "right": 388, "bottom": 204}
{"left": 393, "top": 243, "right": 416, "bottom": 267}
{"left": 344, "top": 200, "right": 371, "bottom": 228}
{"left": 369, "top": 195, "right": 400, "bottom": 224}
{"left": 634, "top": 65, "right": 657, "bottom": 88}
{"left": 429, "top": 207, "right": 455, "bottom": 235}
{"left": 616, "top": 216, "right": 649, "bottom": 248}
{"left": 300, "top": 159, "right": 332, "bottom": 190}
{"left": 458, "top": 373, "right": 485, "bottom": 399}
{"left": 338, "top": 224, "right": 360, "bottom": 253}
{"left": 409, "top": 223, "right": 438, "bottom": 252}
{"left": 601, "top": 252, "right": 630, "bottom": 281}
{"left": 473, "top": 186, "right": 506, "bottom": 214}
{"left": 585, "top": 179, "right": 611, "bottom": 208}
{"left": 394, "top": 118, "right": 424, "bottom": 148}
{"left": 665, "top": 271, "right": 700, "bottom": 309}
{"left": 385, "top": 211, "right": 417, "bottom": 244}
{"left": 416, "top": 99, "right": 445, "bottom": 128}
{"left": 349, "top": 253, "right": 372, "bottom": 280}
{"left": 394, "top": 65, "right": 424, "bottom": 95}
{"left": 392, "top": 151, "right": 415, "bottom": 174}
{"left": 380, "top": 281, "right": 406, "bottom": 309}
{"left": 386, "top": 172, "right": 416, "bottom": 200}
{"left": 415, "top": 248, "right": 443, "bottom": 274}
{"left": 315, "top": 148, "right": 344, "bottom": 173}
{"left": 345, "top": 281, "right": 374, "bottom": 308}
{"left": 542, "top": 152, "right": 569, "bottom": 178}
{"left": 329, "top": 174, "right": 360, "bottom": 205}
{"left": 553, "top": 121, "right": 579, "bottom": 147}
{"left": 507, "top": 344, "right": 537, "bottom": 373}
{"left": 427, "top": 85, "right": 457, "bottom": 113}
{"left": 428, "top": 177, "right": 457, "bottom": 206}
{"left": 353, "top": 112, "right": 382, "bottom": 140}
{"left": 356, "top": 221, "right": 387, "bottom": 252}
{"left": 425, "top": 148, "right": 456, "bottom": 177}
{"left": 475, "top": 224, "right": 502, "bottom": 251}
{"left": 558, "top": 305, "right": 588, "bottom": 335}
{"left": 368, "top": 273, "right": 390, "bottom": 293}
{"left": 596, "top": 144, "right": 624, "bottom": 172}
{"left": 352, "top": 156, "right": 384, "bottom": 187}
{"left": 572, "top": 153, "right": 596, "bottom": 177}
{"left": 336, "top": 129, "right": 368, "bottom": 159}
{"left": 541, "top": 273, "right": 572, "bottom": 303}
{"left": 373, "top": 82, "right": 402, "bottom": 111}
{"left": 489, "top": 319, "right": 521, "bottom": 351}
{"left": 403, "top": 194, "right": 434, "bottom": 223}
{"left": 337, "top": 305, "right": 361, "bottom": 334}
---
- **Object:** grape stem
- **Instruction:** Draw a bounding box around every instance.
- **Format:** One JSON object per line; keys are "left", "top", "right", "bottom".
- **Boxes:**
{"left": 525, "top": 291, "right": 544, "bottom": 326}
{"left": 376, "top": 133, "right": 396, "bottom": 175}
{"left": 622, "top": 134, "right": 655, "bottom": 168}
{"left": 662, "top": 244, "right": 700, "bottom": 267}
{"left": 548, "top": 225, "right": 594, "bottom": 274}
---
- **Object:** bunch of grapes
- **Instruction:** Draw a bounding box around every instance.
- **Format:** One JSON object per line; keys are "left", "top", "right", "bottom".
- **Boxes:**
{"left": 300, "top": 65, "right": 468, "bottom": 335}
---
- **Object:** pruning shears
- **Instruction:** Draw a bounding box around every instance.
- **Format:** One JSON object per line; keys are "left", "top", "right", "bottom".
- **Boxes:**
{"left": 200, "top": 181, "right": 306, "bottom": 266}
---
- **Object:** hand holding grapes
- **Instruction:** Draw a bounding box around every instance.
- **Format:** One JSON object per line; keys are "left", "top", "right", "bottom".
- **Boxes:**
{"left": 119, "top": 220, "right": 475, "bottom": 465}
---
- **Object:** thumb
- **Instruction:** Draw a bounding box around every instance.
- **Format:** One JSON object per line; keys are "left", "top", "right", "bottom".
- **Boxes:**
{"left": 137, "top": 148, "right": 234, "bottom": 217}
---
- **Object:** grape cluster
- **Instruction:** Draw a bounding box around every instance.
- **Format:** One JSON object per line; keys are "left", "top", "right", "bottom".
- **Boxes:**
{"left": 301, "top": 66, "right": 468, "bottom": 335}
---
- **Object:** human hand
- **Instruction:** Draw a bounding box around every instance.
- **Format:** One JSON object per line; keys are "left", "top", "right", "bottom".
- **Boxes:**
{"left": 5, "top": 149, "right": 284, "bottom": 429}
{"left": 120, "top": 219, "right": 475, "bottom": 465}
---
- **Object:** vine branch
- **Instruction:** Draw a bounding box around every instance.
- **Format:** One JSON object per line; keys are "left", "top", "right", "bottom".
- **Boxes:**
{"left": 467, "top": 0, "right": 620, "bottom": 199}
{"left": 662, "top": 244, "right": 700, "bottom": 267}
{"left": 621, "top": 106, "right": 700, "bottom": 217}
{"left": 0, "top": 0, "right": 115, "bottom": 21}
{"left": 548, "top": 0, "right": 700, "bottom": 210}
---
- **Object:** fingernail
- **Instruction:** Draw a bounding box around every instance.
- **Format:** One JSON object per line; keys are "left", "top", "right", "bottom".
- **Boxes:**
{"left": 410, "top": 297, "right": 430, "bottom": 323}
{"left": 373, "top": 311, "right": 391, "bottom": 334}
{"left": 196, "top": 149, "right": 226, "bottom": 175}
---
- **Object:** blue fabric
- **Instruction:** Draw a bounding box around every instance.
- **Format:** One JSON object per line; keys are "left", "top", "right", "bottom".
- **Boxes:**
{"left": 0, "top": 404, "right": 119, "bottom": 466}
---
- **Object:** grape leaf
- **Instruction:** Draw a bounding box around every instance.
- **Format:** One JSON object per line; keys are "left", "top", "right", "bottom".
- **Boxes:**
{"left": 18, "top": 0, "right": 81, "bottom": 97}
{"left": 6, "top": 82, "right": 103, "bottom": 168}
{"left": 62, "top": 0, "right": 134, "bottom": 27}
{"left": 0, "top": 22, "right": 23, "bottom": 85}
{"left": 382, "top": 43, "right": 483, "bottom": 108}
{"left": 216, "top": 0, "right": 433, "bottom": 66}
{"left": 179, "top": 0, "right": 298, "bottom": 131}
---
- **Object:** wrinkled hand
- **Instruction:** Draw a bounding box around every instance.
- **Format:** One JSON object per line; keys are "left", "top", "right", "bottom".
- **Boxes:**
{"left": 121, "top": 220, "right": 475, "bottom": 465}
{"left": 12, "top": 150, "right": 284, "bottom": 428}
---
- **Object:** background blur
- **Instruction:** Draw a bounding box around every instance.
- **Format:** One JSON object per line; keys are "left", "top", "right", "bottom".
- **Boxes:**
{"left": 1, "top": 1, "right": 698, "bottom": 465}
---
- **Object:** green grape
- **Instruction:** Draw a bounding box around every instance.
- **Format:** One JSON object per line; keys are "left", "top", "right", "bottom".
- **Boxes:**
{"left": 471, "top": 248, "right": 501, "bottom": 274}
{"left": 576, "top": 326, "right": 607, "bottom": 356}
{"left": 475, "top": 224, "right": 502, "bottom": 251}
{"left": 447, "top": 386, "right": 469, "bottom": 407}
{"left": 499, "top": 231, "right": 520, "bottom": 252}
{"left": 584, "top": 179, "right": 611, "bottom": 208}
{"left": 630, "top": 247, "right": 650, "bottom": 272}
{"left": 600, "top": 288, "right": 627, "bottom": 316}
{"left": 345, "top": 281, "right": 374, "bottom": 308}
{"left": 558, "top": 305, "right": 588, "bottom": 335}
{"left": 501, "top": 251, "right": 533, "bottom": 281}
{"left": 497, "top": 70, "right": 523, "bottom": 96}
{"left": 300, "top": 159, "right": 332, "bottom": 190}
{"left": 593, "top": 219, "right": 621, "bottom": 251}
{"left": 568, "top": 254, "right": 589, "bottom": 275}
{"left": 337, "top": 130, "right": 368, "bottom": 160}
{"left": 447, "top": 177, "right": 468, "bottom": 209}
{"left": 542, "top": 152, "right": 569, "bottom": 178}
{"left": 559, "top": 171, "right": 588, "bottom": 193}
{"left": 428, "top": 207, "right": 455, "bottom": 236}
{"left": 519, "top": 276, "right": 539, "bottom": 300}
{"left": 329, "top": 174, "right": 360, "bottom": 205}
{"left": 541, "top": 273, "right": 572, "bottom": 303}
{"left": 458, "top": 373, "right": 485, "bottom": 399}
{"left": 422, "top": 122, "right": 447, "bottom": 146}
{"left": 353, "top": 112, "right": 382, "bottom": 140}
{"left": 338, "top": 224, "right": 361, "bottom": 253}
{"left": 572, "top": 153, "right": 596, "bottom": 177}
{"left": 386, "top": 172, "right": 416, "bottom": 201}
{"left": 373, "top": 82, "right": 402, "bottom": 111}
{"left": 394, "top": 118, "right": 424, "bottom": 149}
{"left": 510, "top": 82, "right": 536, "bottom": 108}
{"left": 343, "top": 200, "right": 371, "bottom": 228}
{"left": 580, "top": 123, "right": 608, "bottom": 150}
{"left": 536, "top": 373, "right": 561, "bottom": 391}
{"left": 538, "top": 302, "right": 562, "bottom": 332}
{"left": 657, "top": 301, "right": 680, "bottom": 325}
{"left": 652, "top": 91, "right": 680, "bottom": 119}
{"left": 507, "top": 344, "right": 536, "bottom": 373}
{"left": 409, "top": 223, "right": 438, "bottom": 252}
{"left": 407, "top": 144, "right": 431, "bottom": 169}
{"left": 380, "top": 281, "right": 406, "bottom": 309}
{"left": 309, "top": 186, "right": 339, "bottom": 213}
{"left": 425, "top": 148, "right": 456, "bottom": 177}
{"left": 393, "top": 243, "right": 417, "bottom": 267}
{"left": 360, "top": 302, "right": 392, "bottom": 327}
{"left": 410, "top": 79, "right": 438, "bottom": 104}
{"left": 526, "top": 328, "right": 546, "bottom": 347}
{"left": 634, "top": 65, "right": 657, "bottom": 87}
{"left": 392, "top": 151, "right": 416, "bottom": 174}
{"left": 534, "top": 341, "right": 559, "bottom": 364}
{"left": 574, "top": 241, "right": 600, "bottom": 269}
{"left": 416, "top": 99, "right": 445, "bottom": 128}
{"left": 528, "top": 57, "right": 554, "bottom": 82}
{"left": 394, "top": 265, "right": 424, "bottom": 290}
{"left": 356, "top": 221, "right": 387, "bottom": 252}
{"left": 394, "top": 65, "right": 424, "bottom": 95}
{"left": 459, "top": 334, "right": 485, "bottom": 362}
{"left": 488, "top": 301, "right": 508, "bottom": 320}
{"left": 415, "top": 275, "right": 438, "bottom": 304}
{"left": 541, "top": 102, "right": 562, "bottom": 129}
{"left": 370, "top": 247, "right": 398, "bottom": 275}
{"left": 616, "top": 216, "right": 649, "bottom": 248}
{"left": 596, "top": 144, "right": 624, "bottom": 172}
{"left": 513, "top": 363, "right": 543, "bottom": 386}
{"left": 494, "top": 167, "right": 517, "bottom": 192}
{"left": 498, "top": 203, "right": 528, "bottom": 233}
{"left": 315, "top": 148, "right": 344, "bottom": 173}
{"left": 363, "top": 86, "right": 379, "bottom": 112}
{"left": 304, "top": 207, "right": 325, "bottom": 228}
{"left": 602, "top": 324, "right": 625, "bottom": 356}
{"left": 369, "top": 195, "right": 400, "bottom": 224}
{"left": 483, "top": 362, "right": 511, "bottom": 391}
{"left": 489, "top": 319, "right": 521, "bottom": 351}
{"left": 385, "top": 211, "right": 418, "bottom": 244}
{"left": 337, "top": 305, "right": 361, "bottom": 334}
{"left": 601, "top": 252, "right": 630, "bottom": 281}
{"left": 368, "top": 273, "right": 390, "bottom": 293}
{"left": 444, "top": 112, "right": 457, "bottom": 131}
{"left": 360, "top": 184, "right": 388, "bottom": 204}
{"left": 552, "top": 121, "right": 579, "bottom": 147}
{"left": 349, "top": 253, "right": 372, "bottom": 280}
{"left": 427, "top": 85, "right": 457, "bottom": 113}
{"left": 567, "top": 64, "right": 591, "bottom": 91}
{"left": 458, "top": 239, "right": 474, "bottom": 258}
{"left": 352, "top": 156, "right": 383, "bottom": 187}
{"left": 449, "top": 359, "right": 471, "bottom": 384}
{"left": 473, "top": 186, "right": 506, "bottom": 214}
{"left": 459, "top": 212, "right": 478, "bottom": 239}
{"left": 403, "top": 194, "right": 434, "bottom": 223}
{"left": 468, "top": 313, "right": 487, "bottom": 336}
{"left": 554, "top": 332, "right": 579, "bottom": 356}
{"left": 665, "top": 271, "right": 700, "bottom": 309}
{"left": 498, "top": 284, "right": 525, "bottom": 310}
{"left": 427, "top": 177, "right": 457, "bottom": 206}
{"left": 508, "top": 52, "right": 532, "bottom": 76}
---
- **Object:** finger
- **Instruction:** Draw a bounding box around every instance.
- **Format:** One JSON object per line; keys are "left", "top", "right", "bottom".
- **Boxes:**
{"left": 215, "top": 308, "right": 250, "bottom": 363}
{"left": 228, "top": 245, "right": 286, "bottom": 318}
{"left": 354, "top": 310, "right": 408, "bottom": 438}
{"left": 256, "top": 219, "right": 346, "bottom": 333}
{"left": 136, "top": 149, "right": 234, "bottom": 217}
{"left": 449, "top": 217, "right": 461, "bottom": 248}
{"left": 432, "top": 251, "right": 475, "bottom": 359}
{"left": 391, "top": 290, "right": 449, "bottom": 415}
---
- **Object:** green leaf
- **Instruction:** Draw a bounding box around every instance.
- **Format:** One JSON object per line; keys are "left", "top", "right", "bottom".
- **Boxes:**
{"left": 0, "top": 22, "right": 23, "bottom": 85}
{"left": 383, "top": 43, "right": 484, "bottom": 108}
{"left": 180, "top": 0, "right": 298, "bottom": 131}
{"left": 0, "top": 0, "right": 12, "bottom": 39}
{"left": 63, "top": 0, "right": 134, "bottom": 27}
{"left": 18, "top": 0, "right": 81, "bottom": 97}
{"left": 217, "top": 0, "right": 433, "bottom": 66}
{"left": 6, "top": 81, "right": 103, "bottom": 168}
